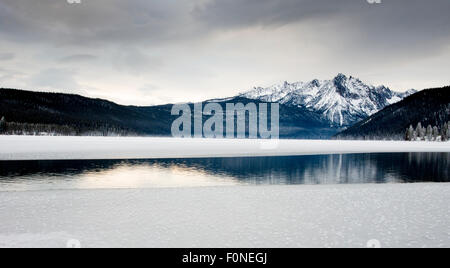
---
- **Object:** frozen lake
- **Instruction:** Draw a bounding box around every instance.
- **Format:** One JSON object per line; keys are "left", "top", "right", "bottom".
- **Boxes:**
{"left": 0, "top": 137, "right": 449, "bottom": 248}
{"left": 0, "top": 136, "right": 449, "bottom": 160}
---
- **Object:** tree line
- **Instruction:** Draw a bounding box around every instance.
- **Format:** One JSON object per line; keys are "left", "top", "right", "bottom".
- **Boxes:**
{"left": 0, "top": 116, "right": 136, "bottom": 136}
{"left": 405, "top": 122, "right": 450, "bottom": 142}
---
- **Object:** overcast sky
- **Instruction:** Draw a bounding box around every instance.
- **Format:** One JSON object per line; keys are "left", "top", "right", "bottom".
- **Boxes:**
{"left": 0, "top": 0, "right": 449, "bottom": 105}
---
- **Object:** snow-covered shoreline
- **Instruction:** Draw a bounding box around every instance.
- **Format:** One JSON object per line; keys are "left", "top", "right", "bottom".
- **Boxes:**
{"left": 0, "top": 183, "right": 449, "bottom": 248}
{"left": 0, "top": 136, "right": 449, "bottom": 161}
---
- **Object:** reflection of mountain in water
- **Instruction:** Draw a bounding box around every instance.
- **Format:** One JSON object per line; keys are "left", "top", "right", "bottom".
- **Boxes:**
{"left": 0, "top": 153, "right": 449, "bottom": 185}
{"left": 159, "top": 153, "right": 450, "bottom": 184}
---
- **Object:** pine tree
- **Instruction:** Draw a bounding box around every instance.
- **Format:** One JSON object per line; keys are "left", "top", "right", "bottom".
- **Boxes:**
{"left": 407, "top": 125, "right": 415, "bottom": 141}
{"left": 0, "top": 116, "right": 6, "bottom": 133}
{"left": 426, "top": 125, "right": 433, "bottom": 141}
{"left": 416, "top": 123, "right": 424, "bottom": 140}
{"left": 446, "top": 122, "right": 450, "bottom": 141}
{"left": 432, "top": 126, "right": 439, "bottom": 141}
{"left": 441, "top": 123, "right": 447, "bottom": 141}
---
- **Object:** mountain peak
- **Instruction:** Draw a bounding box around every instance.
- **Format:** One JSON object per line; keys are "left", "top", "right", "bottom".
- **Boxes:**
{"left": 333, "top": 73, "right": 350, "bottom": 96}
{"left": 334, "top": 73, "right": 348, "bottom": 81}
{"left": 240, "top": 74, "right": 415, "bottom": 127}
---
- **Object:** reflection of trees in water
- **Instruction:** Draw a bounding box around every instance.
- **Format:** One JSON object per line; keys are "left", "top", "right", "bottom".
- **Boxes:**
{"left": 406, "top": 152, "right": 450, "bottom": 182}
{"left": 0, "top": 153, "right": 449, "bottom": 184}
{"left": 158, "top": 153, "right": 450, "bottom": 184}
{"left": 0, "top": 160, "right": 121, "bottom": 178}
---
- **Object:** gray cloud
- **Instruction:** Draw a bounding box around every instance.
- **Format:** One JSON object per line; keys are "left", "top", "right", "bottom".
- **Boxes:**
{"left": 29, "top": 68, "right": 82, "bottom": 93}
{"left": 0, "top": 0, "right": 199, "bottom": 47}
{"left": 112, "top": 48, "right": 163, "bottom": 76}
{"left": 1, "top": 0, "right": 448, "bottom": 57}
{"left": 194, "top": 0, "right": 450, "bottom": 51}
{"left": 0, "top": 67, "right": 22, "bottom": 84}
{"left": 0, "top": 53, "right": 15, "bottom": 61}
{"left": 59, "top": 54, "right": 97, "bottom": 63}
{"left": 1, "top": 0, "right": 449, "bottom": 51}
{"left": 0, "top": 0, "right": 449, "bottom": 104}
{"left": 192, "top": 0, "right": 346, "bottom": 28}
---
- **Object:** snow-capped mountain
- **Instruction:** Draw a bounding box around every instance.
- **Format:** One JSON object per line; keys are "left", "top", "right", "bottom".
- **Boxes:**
{"left": 240, "top": 74, "right": 416, "bottom": 127}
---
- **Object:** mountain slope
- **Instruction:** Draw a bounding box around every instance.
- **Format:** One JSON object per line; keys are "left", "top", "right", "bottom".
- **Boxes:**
{"left": 0, "top": 88, "right": 175, "bottom": 136}
{"left": 205, "top": 97, "right": 339, "bottom": 139}
{"left": 334, "top": 86, "right": 450, "bottom": 140}
{"left": 240, "top": 74, "right": 415, "bottom": 127}
{"left": 0, "top": 88, "right": 339, "bottom": 138}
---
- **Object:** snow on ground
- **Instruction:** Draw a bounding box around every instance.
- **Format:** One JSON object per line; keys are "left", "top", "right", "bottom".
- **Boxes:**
{"left": 0, "top": 184, "right": 448, "bottom": 248}
{"left": 0, "top": 136, "right": 449, "bottom": 160}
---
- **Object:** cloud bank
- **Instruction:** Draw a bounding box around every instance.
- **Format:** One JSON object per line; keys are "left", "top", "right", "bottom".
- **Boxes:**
{"left": 0, "top": 0, "right": 449, "bottom": 105}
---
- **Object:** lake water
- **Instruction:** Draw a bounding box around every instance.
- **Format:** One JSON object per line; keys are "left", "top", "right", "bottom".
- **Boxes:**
{"left": 0, "top": 153, "right": 448, "bottom": 191}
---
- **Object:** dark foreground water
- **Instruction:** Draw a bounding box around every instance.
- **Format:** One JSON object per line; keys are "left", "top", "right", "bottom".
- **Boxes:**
{"left": 0, "top": 153, "right": 448, "bottom": 191}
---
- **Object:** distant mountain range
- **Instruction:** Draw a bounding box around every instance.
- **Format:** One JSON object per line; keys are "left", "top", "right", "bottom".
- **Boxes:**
{"left": 241, "top": 73, "right": 416, "bottom": 127}
{"left": 0, "top": 88, "right": 336, "bottom": 138}
{"left": 0, "top": 74, "right": 435, "bottom": 139}
{"left": 335, "top": 86, "right": 450, "bottom": 140}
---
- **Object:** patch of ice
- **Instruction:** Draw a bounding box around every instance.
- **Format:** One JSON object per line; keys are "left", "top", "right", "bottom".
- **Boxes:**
{"left": 0, "top": 184, "right": 448, "bottom": 248}
{"left": 0, "top": 136, "right": 449, "bottom": 161}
